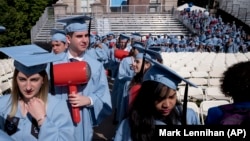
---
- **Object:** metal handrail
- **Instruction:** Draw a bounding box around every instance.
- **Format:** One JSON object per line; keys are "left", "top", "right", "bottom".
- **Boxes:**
{"left": 30, "top": 7, "right": 49, "bottom": 43}
{"left": 217, "top": 0, "right": 249, "bottom": 26}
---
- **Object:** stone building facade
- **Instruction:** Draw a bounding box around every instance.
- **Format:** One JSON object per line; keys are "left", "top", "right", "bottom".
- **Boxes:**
{"left": 53, "top": 0, "right": 178, "bottom": 14}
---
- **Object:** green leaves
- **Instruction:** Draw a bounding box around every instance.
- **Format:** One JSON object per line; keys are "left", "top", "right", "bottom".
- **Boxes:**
{"left": 0, "top": 0, "right": 50, "bottom": 47}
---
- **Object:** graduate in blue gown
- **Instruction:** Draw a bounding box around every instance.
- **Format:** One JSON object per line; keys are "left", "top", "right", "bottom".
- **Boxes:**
{"left": 54, "top": 15, "right": 112, "bottom": 141}
{"left": 86, "top": 34, "right": 109, "bottom": 64}
{"left": 117, "top": 46, "right": 163, "bottom": 125}
{"left": 109, "top": 34, "right": 131, "bottom": 80}
{"left": 50, "top": 28, "right": 68, "bottom": 54}
{"left": 0, "top": 45, "right": 74, "bottom": 141}
{"left": 114, "top": 57, "right": 200, "bottom": 141}
{"left": 111, "top": 41, "right": 143, "bottom": 124}
{"left": 117, "top": 52, "right": 153, "bottom": 125}
{"left": 100, "top": 36, "right": 112, "bottom": 70}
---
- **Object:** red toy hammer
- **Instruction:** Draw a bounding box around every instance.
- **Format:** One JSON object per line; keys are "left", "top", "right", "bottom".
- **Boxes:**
{"left": 53, "top": 61, "right": 91, "bottom": 123}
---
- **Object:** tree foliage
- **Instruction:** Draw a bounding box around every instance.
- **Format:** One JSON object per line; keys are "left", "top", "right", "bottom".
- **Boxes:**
{"left": 0, "top": 0, "right": 52, "bottom": 47}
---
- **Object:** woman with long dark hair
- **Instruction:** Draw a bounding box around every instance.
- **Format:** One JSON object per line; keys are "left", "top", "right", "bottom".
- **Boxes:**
{"left": 114, "top": 58, "right": 200, "bottom": 141}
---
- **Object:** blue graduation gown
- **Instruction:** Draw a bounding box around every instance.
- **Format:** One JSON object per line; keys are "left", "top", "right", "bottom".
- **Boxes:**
{"left": 86, "top": 47, "right": 109, "bottom": 64}
{"left": 53, "top": 50, "right": 112, "bottom": 141}
{"left": 111, "top": 56, "right": 135, "bottom": 122}
{"left": 94, "top": 46, "right": 109, "bottom": 63}
{"left": 108, "top": 48, "right": 121, "bottom": 79}
{"left": 101, "top": 43, "right": 112, "bottom": 70}
{"left": 114, "top": 108, "right": 200, "bottom": 141}
{"left": 0, "top": 94, "right": 75, "bottom": 141}
{"left": 224, "top": 42, "right": 239, "bottom": 53}
{"left": 117, "top": 81, "right": 130, "bottom": 124}
{"left": 0, "top": 130, "right": 14, "bottom": 141}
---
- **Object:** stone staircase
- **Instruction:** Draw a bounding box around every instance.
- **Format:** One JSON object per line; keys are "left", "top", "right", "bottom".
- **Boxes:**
{"left": 32, "top": 12, "right": 191, "bottom": 45}
{"left": 95, "top": 13, "right": 190, "bottom": 36}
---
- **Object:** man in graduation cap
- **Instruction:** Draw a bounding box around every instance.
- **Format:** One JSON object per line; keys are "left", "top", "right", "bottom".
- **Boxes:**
{"left": 0, "top": 44, "right": 75, "bottom": 141}
{"left": 108, "top": 33, "right": 131, "bottom": 80}
{"left": 117, "top": 33, "right": 131, "bottom": 51}
{"left": 114, "top": 57, "right": 200, "bottom": 141}
{"left": 55, "top": 15, "right": 112, "bottom": 141}
{"left": 50, "top": 28, "right": 68, "bottom": 54}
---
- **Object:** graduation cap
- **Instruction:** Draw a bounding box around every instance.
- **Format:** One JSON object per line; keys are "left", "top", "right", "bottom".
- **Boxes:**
{"left": 133, "top": 41, "right": 150, "bottom": 59}
{"left": 0, "top": 25, "right": 6, "bottom": 32}
{"left": 133, "top": 42, "right": 162, "bottom": 61}
{"left": 95, "top": 34, "right": 100, "bottom": 41}
{"left": 101, "top": 35, "right": 107, "bottom": 41}
{"left": 50, "top": 28, "right": 66, "bottom": 43}
{"left": 133, "top": 44, "right": 150, "bottom": 61}
{"left": 107, "top": 32, "right": 115, "bottom": 37}
{"left": 143, "top": 57, "right": 197, "bottom": 125}
{"left": 132, "top": 42, "right": 145, "bottom": 52}
{"left": 148, "top": 46, "right": 162, "bottom": 52}
{"left": 135, "top": 53, "right": 151, "bottom": 60}
{"left": 131, "top": 32, "right": 141, "bottom": 37}
{"left": 0, "top": 44, "right": 64, "bottom": 76}
{"left": 119, "top": 34, "right": 130, "bottom": 41}
{"left": 131, "top": 32, "right": 142, "bottom": 41}
{"left": 143, "top": 57, "right": 197, "bottom": 90}
{"left": 57, "top": 15, "right": 91, "bottom": 34}
{"left": 145, "top": 48, "right": 162, "bottom": 61}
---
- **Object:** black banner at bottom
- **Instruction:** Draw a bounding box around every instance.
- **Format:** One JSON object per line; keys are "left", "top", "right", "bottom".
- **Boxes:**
{"left": 155, "top": 125, "right": 250, "bottom": 140}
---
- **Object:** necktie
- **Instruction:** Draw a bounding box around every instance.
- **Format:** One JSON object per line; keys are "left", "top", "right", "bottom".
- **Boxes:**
{"left": 70, "top": 58, "right": 79, "bottom": 62}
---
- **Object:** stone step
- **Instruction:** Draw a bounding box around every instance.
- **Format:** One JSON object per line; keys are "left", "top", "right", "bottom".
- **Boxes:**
{"left": 33, "top": 13, "right": 191, "bottom": 43}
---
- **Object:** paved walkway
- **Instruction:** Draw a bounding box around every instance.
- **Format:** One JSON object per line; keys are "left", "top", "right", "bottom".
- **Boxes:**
{"left": 93, "top": 110, "right": 117, "bottom": 141}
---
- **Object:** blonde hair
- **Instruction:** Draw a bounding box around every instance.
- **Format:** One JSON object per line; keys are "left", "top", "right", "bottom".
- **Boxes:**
{"left": 9, "top": 69, "right": 49, "bottom": 118}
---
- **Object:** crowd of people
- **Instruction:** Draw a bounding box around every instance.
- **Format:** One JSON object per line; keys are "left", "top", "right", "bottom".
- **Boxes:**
{"left": 0, "top": 6, "right": 250, "bottom": 141}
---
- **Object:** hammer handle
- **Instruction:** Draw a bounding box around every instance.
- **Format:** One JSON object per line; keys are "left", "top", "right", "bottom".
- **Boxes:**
{"left": 69, "top": 85, "right": 81, "bottom": 123}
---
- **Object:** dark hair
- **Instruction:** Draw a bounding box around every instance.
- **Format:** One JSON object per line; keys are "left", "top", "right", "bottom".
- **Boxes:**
{"left": 67, "top": 32, "right": 74, "bottom": 37}
{"left": 128, "top": 47, "right": 137, "bottom": 56}
{"left": 220, "top": 61, "right": 250, "bottom": 102}
{"left": 128, "top": 60, "right": 151, "bottom": 90}
{"left": 128, "top": 80, "right": 182, "bottom": 141}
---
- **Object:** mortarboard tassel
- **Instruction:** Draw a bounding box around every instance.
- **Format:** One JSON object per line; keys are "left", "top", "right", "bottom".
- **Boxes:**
{"left": 182, "top": 83, "right": 188, "bottom": 125}
{"left": 88, "top": 16, "right": 92, "bottom": 49}
{"left": 50, "top": 62, "right": 55, "bottom": 95}
{"left": 137, "top": 42, "right": 148, "bottom": 83}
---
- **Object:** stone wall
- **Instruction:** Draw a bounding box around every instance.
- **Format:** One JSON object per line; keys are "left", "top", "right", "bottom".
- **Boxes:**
{"left": 128, "top": 0, "right": 150, "bottom": 13}
{"left": 164, "top": 0, "right": 178, "bottom": 12}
